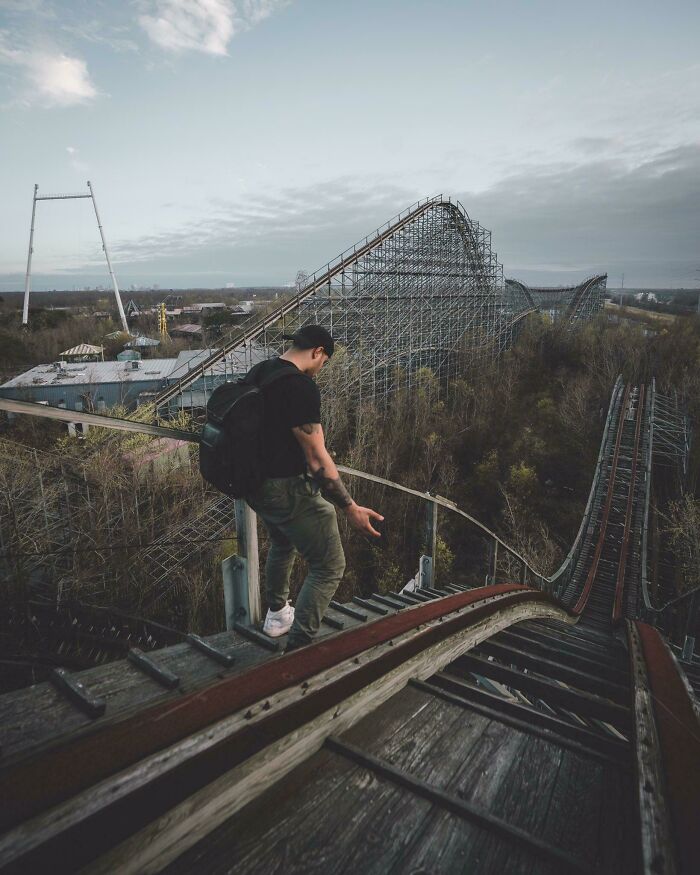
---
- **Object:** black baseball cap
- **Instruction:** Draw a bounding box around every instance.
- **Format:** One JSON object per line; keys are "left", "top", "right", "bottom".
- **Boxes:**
{"left": 282, "top": 324, "right": 335, "bottom": 357}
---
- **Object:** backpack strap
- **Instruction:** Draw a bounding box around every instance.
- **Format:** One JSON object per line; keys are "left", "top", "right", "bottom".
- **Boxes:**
{"left": 254, "top": 367, "right": 303, "bottom": 390}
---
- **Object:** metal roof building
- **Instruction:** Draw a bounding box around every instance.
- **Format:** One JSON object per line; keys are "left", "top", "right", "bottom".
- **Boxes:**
{"left": 164, "top": 346, "right": 268, "bottom": 410}
{"left": 0, "top": 346, "right": 269, "bottom": 414}
{"left": 59, "top": 344, "right": 104, "bottom": 362}
{"left": 0, "top": 359, "right": 176, "bottom": 412}
{"left": 125, "top": 336, "right": 161, "bottom": 350}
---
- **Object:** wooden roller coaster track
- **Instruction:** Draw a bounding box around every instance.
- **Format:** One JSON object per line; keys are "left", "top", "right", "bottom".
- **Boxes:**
{"left": 0, "top": 381, "right": 698, "bottom": 873}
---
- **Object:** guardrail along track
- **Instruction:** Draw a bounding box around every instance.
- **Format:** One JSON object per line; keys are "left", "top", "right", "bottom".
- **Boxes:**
{"left": 560, "top": 383, "right": 650, "bottom": 632}
{"left": 0, "top": 378, "right": 694, "bottom": 872}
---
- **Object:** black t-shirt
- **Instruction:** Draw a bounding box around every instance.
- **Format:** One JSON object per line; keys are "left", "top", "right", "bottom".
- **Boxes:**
{"left": 246, "top": 357, "right": 321, "bottom": 478}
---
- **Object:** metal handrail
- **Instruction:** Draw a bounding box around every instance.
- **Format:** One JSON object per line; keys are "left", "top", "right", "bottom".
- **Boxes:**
{"left": 335, "top": 464, "right": 543, "bottom": 582}
{"left": 640, "top": 378, "right": 655, "bottom": 613}
{"left": 548, "top": 375, "right": 624, "bottom": 596}
{"left": 0, "top": 375, "right": 628, "bottom": 598}
{"left": 0, "top": 397, "right": 548, "bottom": 587}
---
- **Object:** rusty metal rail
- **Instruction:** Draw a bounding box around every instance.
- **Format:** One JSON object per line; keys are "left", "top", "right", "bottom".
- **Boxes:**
{"left": 0, "top": 583, "right": 696, "bottom": 874}
{"left": 572, "top": 384, "right": 631, "bottom": 615}
{"left": 0, "top": 585, "right": 572, "bottom": 872}
{"left": 613, "top": 384, "right": 646, "bottom": 623}
{"left": 629, "top": 620, "right": 700, "bottom": 875}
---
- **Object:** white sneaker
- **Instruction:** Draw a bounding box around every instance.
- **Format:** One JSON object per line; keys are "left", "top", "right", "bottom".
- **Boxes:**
{"left": 262, "top": 601, "right": 295, "bottom": 638}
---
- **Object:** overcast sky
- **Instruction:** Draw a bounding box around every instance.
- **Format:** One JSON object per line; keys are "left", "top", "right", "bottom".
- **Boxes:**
{"left": 1, "top": 0, "right": 698, "bottom": 291}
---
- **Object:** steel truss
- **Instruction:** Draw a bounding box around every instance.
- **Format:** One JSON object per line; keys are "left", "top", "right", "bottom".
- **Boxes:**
{"left": 505, "top": 275, "right": 607, "bottom": 324}
{"left": 0, "top": 436, "right": 225, "bottom": 613}
{"left": 155, "top": 196, "right": 509, "bottom": 412}
{"left": 22, "top": 182, "right": 128, "bottom": 332}
{"left": 650, "top": 383, "right": 691, "bottom": 473}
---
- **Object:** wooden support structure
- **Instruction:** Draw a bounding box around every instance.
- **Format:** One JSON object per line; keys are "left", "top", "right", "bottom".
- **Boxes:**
{"left": 0, "top": 586, "right": 573, "bottom": 873}
{"left": 627, "top": 622, "right": 677, "bottom": 875}
{"left": 630, "top": 620, "right": 700, "bottom": 875}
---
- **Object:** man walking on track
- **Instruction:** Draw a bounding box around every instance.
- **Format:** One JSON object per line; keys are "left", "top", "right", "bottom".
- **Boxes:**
{"left": 244, "top": 325, "right": 384, "bottom": 652}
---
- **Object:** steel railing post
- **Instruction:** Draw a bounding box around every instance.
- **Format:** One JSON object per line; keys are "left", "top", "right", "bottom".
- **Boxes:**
{"left": 418, "top": 554, "right": 434, "bottom": 590}
{"left": 424, "top": 494, "right": 438, "bottom": 583}
{"left": 224, "top": 499, "right": 261, "bottom": 627}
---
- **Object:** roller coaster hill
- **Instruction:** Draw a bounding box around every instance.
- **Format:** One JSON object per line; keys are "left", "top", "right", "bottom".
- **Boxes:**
{"left": 0, "top": 196, "right": 698, "bottom": 874}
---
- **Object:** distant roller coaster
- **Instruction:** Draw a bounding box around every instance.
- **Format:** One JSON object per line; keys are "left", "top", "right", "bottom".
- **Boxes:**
{"left": 146, "top": 196, "right": 605, "bottom": 411}
{"left": 505, "top": 275, "right": 607, "bottom": 323}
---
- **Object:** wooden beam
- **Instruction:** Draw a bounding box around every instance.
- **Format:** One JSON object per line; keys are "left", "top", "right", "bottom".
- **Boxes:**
{"left": 628, "top": 622, "right": 681, "bottom": 875}
{"left": 476, "top": 639, "right": 629, "bottom": 703}
{"left": 427, "top": 673, "right": 629, "bottom": 760}
{"left": 0, "top": 598, "right": 574, "bottom": 874}
{"left": 233, "top": 500, "right": 261, "bottom": 626}
{"left": 409, "top": 678, "right": 628, "bottom": 768}
{"left": 450, "top": 653, "right": 630, "bottom": 730}
{"left": 325, "top": 736, "right": 596, "bottom": 875}
{"left": 494, "top": 628, "right": 629, "bottom": 682}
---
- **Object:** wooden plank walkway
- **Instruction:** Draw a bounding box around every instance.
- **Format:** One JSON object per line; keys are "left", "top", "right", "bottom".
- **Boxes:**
{"left": 3, "top": 587, "right": 696, "bottom": 874}
{"left": 162, "top": 630, "right": 637, "bottom": 875}
{"left": 0, "top": 588, "right": 459, "bottom": 762}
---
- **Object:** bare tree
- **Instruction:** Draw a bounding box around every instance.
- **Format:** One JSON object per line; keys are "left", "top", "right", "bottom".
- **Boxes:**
{"left": 295, "top": 270, "right": 309, "bottom": 294}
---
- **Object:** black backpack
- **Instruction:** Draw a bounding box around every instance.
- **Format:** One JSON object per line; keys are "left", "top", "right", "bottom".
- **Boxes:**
{"left": 199, "top": 368, "right": 296, "bottom": 497}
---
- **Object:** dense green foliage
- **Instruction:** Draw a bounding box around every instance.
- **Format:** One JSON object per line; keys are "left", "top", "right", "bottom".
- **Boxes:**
{"left": 3, "top": 311, "right": 700, "bottom": 635}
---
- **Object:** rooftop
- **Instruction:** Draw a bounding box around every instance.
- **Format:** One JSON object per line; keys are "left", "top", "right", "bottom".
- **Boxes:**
{"left": 1, "top": 359, "right": 177, "bottom": 388}
{"left": 0, "top": 345, "right": 269, "bottom": 390}
{"left": 125, "top": 336, "right": 161, "bottom": 348}
{"left": 60, "top": 344, "right": 104, "bottom": 357}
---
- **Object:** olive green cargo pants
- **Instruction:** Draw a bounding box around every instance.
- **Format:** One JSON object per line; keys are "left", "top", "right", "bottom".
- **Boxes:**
{"left": 245, "top": 474, "right": 346, "bottom": 649}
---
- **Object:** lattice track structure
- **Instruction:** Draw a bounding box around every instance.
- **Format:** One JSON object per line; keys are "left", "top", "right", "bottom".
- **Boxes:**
{"left": 505, "top": 275, "right": 607, "bottom": 324}
{"left": 154, "top": 196, "right": 511, "bottom": 414}
{"left": 135, "top": 494, "right": 236, "bottom": 610}
{"left": 0, "top": 373, "right": 696, "bottom": 698}
{"left": 0, "top": 439, "right": 86, "bottom": 594}
{"left": 0, "top": 434, "right": 230, "bottom": 639}
{"left": 640, "top": 380, "right": 695, "bottom": 637}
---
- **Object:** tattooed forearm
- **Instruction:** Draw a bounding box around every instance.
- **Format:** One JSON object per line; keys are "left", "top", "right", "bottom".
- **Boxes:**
{"left": 297, "top": 422, "right": 321, "bottom": 435}
{"left": 311, "top": 466, "right": 353, "bottom": 508}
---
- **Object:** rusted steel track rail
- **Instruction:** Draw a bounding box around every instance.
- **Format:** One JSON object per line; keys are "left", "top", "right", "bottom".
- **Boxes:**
{"left": 629, "top": 620, "right": 700, "bottom": 874}
{"left": 1, "top": 584, "right": 696, "bottom": 875}
{"left": 0, "top": 585, "right": 574, "bottom": 873}
{"left": 613, "top": 385, "right": 646, "bottom": 624}
{"left": 572, "top": 384, "right": 631, "bottom": 615}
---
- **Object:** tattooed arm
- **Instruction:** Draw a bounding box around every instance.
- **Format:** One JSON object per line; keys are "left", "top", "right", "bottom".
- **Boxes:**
{"left": 292, "top": 423, "right": 384, "bottom": 536}
{"left": 291, "top": 422, "right": 352, "bottom": 507}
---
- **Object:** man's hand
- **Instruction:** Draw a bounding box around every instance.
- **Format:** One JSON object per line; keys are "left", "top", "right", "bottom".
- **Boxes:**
{"left": 345, "top": 502, "right": 384, "bottom": 538}
{"left": 291, "top": 423, "right": 383, "bottom": 534}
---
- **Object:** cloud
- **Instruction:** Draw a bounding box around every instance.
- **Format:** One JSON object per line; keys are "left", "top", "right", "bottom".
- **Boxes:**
{"left": 0, "top": 33, "right": 98, "bottom": 106}
{"left": 137, "top": 0, "right": 288, "bottom": 56}
{"left": 66, "top": 144, "right": 89, "bottom": 173}
{"left": 6, "top": 145, "right": 699, "bottom": 288}
{"left": 138, "top": 0, "right": 234, "bottom": 55}
{"left": 571, "top": 137, "right": 617, "bottom": 156}
{"left": 463, "top": 144, "right": 700, "bottom": 284}
{"left": 238, "top": 0, "right": 288, "bottom": 26}
{"left": 27, "top": 51, "right": 98, "bottom": 104}
{"left": 60, "top": 19, "right": 139, "bottom": 54}
{"left": 109, "top": 146, "right": 700, "bottom": 287}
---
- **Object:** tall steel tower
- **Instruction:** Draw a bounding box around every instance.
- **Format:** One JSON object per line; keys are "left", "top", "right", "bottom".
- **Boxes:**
{"left": 22, "top": 181, "right": 129, "bottom": 333}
